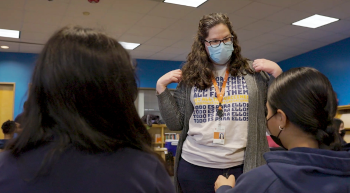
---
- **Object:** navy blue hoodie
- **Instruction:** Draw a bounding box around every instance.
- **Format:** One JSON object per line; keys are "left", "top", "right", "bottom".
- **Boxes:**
{"left": 217, "top": 147, "right": 350, "bottom": 193}
{"left": 0, "top": 145, "right": 175, "bottom": 193}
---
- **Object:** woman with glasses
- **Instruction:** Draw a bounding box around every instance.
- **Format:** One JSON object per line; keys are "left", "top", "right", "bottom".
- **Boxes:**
{"left": 215, "top": 67, "right": 350, "bottom": 193}
{"left": 156, "top": 13, "right": 282, "bottom": 193}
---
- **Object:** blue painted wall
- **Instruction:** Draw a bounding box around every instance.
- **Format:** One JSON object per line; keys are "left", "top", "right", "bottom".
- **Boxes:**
{"left": 135, "top": 59, "right": 183, "bottom": 89}
{"left": 0, "top": 52, "right": 183, "bottom": 118}
{"left": 0, "top": 52, "right": 36, "bottom": 118}
{"left": 279, "top": 37, "right": 350, "bottom": 106}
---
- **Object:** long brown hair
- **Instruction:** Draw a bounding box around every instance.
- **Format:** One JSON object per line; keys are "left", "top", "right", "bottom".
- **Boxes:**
{"left": 181, "top": 13, "right": 253, "bottom": 90}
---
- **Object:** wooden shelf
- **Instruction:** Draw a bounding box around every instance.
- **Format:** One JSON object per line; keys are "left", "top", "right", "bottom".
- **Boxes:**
{"left": 153, "top": 142, "right": 164, "bottom": 145}
{"left": 338, "top": 105, "right": 350, "bottom": 111}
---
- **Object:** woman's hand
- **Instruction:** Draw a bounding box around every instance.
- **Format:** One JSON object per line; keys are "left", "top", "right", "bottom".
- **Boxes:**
{"left": 214, "top": 175, "right": 236, "bottom": 192}
{"left": 156, "top": 69, "right": 182, "bottom": 94}
{"left": 253, "top": 59, "right": 282, "bottom": 78}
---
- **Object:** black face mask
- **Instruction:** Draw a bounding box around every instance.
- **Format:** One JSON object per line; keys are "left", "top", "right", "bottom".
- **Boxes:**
{"left": 266, "top": 113, "right": 287, "bottom": 150}
{"left": 340, "top": 130, "right": 346, "bottom": 138}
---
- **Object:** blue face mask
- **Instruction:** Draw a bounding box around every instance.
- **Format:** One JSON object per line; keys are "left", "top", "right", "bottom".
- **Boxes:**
{"left": 207, "top": 43, "right": 234, "bottom": 65}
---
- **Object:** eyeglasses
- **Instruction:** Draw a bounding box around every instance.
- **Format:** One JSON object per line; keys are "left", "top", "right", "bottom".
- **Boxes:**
{"left": 204, "top": 36, "right": 234, "bottom": 48}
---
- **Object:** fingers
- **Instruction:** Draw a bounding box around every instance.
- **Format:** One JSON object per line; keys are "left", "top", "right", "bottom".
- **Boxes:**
{"left": 228, "top": 175, "right": 235, "bottom": 182}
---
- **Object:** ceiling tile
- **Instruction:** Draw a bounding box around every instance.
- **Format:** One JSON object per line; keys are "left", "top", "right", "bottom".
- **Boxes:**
{"left": 316, "top": 20, "right": 350, "bottom": 35}
{"left": 111, "top": 0, "right": 159, "bottom": 14}
{"left": 134, "top": 45, "right": 167, "bottom": 52}
{"left": 242, "top": 20, "right": 285, "bottom": 33}
{"left": 19, "top": 43, "right": 44, "bottom": 53}
{"left": 234, "top": 29, "right": 262, "bottom": 41}
{"left": 148, "top": 3, "right": 194, "bottom": 19}
{"left": 171, "top": 40, "right": 193, "bottom": 49}
{"left": 129, "top": 50, "right": 155, "bottom": 59}
{"left": 249, "top": 33, "right": 287, "bottom": 43}
{"left": 99, "top": 11, "right": 145, "bottom": 25}
{"left": 171, "top": 53, "right": 187, "bottom": 61}
{"left": 293, "top": 30, "right": 335, "bottom": 41}
{"left": 0, "top": 41, "right": 20, "bottom": 52}
{"left": 25, "top": 0, "right": 69, "bottom": 15}
{"left": 265, "top": 9, "right": 313, "bottom": 24}
{"left": 271, "top": 25, "right": 311, "bottom": 36}
{"left": 159, "top": 47, "right": 189, "bottom": 55}
{"left": 318, "top": 33, "right": 350, "bottom": 44}
{"left": 227, "top": 14, "right": 258, "bottom": 30}
{"left": 239, "top": 40, "right": 266, "bottom": 50}
{"left": 321, "top": 1, "right": 350, "bottom": 19}
{"left": 233, "top": 2, "right": 283, "bottom": 19}
{"left": 103, "top": 23, "right": 134, "bottom": 35}
{"left": 21, "top": 23, "right": 59, "bottom": 35}
{"left": 143, "top": 38, "right": 177, "bottom": 47}
{"left": 24, "top": 11, "right": 63, "bottom": 25}
{"left": 154, "top": 29, "right": 195, "bottom": 41}
{"left": 168, "top": 19, "right": 198, "bottom": 32}
{"left": 274, "top": 37, "right": 312, "bottom": 47}
{"left": 70, "top": 0, "right": 115, "bottom": 8}
{"left": 199, "top": 0, "right": 253, "bottom": 14}
{"left": 267, "top": 52, "right": 294, "bottom": 62}
{"left": 289, "top": 0, "right": 347, "bottom": 14}
{"left": 118, "top": 34, "right": 151, "bottom": 44}
{"left": 0, "top": 21, "right": 22, "bottom": 31}
{"left": 125, "top": 26, "right": 164, "bottom": 37}
{"left": 253, "top": 0, "right": 303, "bottom": 8}
{"left": 255, "top": 44, "right": 297, "bottom": 54}
{"left": 0, "top": 0, "right": 26, "bottom": 11}
{"left": 136, "top": 16, "right": 177, "bottom": 29}
{"left": 20, "top": 31, "right": 51, "bottom": 44}
{"left": 0, "top": 8, "right": 23, "bottom": 23}
{"left": 183, "top": 9, "right": 216, "bottom": 23}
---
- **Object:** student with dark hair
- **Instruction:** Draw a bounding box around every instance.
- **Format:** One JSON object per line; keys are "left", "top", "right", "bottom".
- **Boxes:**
{"left": 0, "top": 120, "right": 17, "bottom": 150}
{"left": 333, "top": 118, "right": 347, "bottom": 146}
{"left": 215, "top": 67, "right": 350, "bottom": 193}
{"left": 0, "top": 26, "right": 175, "bottom": 193}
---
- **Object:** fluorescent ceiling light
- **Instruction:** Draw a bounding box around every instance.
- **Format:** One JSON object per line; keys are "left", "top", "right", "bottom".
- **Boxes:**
{"left": 0, "top": 29, "right": 20, "bottom": 38}
{"left": 1, "top": 45, "right": 9, "bottom": 49}
{"left": 292, "top": 14, "right": 339, "bottom": 29}
{"left": 164, "top": 0, "right": 207, "bottom": 8}
{"left": 119, "top": 41, "right": 140, "bottom": 50}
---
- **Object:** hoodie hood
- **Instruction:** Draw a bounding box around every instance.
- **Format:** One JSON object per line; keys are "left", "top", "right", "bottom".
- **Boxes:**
{"left": 264, "top": 147, "right": 350, "bottom": 192}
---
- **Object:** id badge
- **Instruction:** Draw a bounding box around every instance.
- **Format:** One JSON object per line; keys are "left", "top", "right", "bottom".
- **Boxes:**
{"left": 213, "top": 125, "right": 225, "bottom": 145}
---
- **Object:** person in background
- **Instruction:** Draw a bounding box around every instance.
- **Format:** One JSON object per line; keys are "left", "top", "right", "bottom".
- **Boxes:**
{"left": 157, "top": 13, "right": 282, "bottom": 193}
{"left": 215, "top": 67, "right": 350, "bottom": 193}
{"left": 0, "top": 26, "right": 175, "bottom": 193}
{"left": 0, "top": 120, "right": 17, "bottom": 151}
{"left": 333, "top": 118, "right": 347, "bottom": 145}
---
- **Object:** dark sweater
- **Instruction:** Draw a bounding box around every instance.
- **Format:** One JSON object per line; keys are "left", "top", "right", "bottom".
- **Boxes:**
{"left": 0, "top": 145, "right": 175, "bottom": 193}
{"left": 217, "top": 147, "right": 350, "bottom": 193}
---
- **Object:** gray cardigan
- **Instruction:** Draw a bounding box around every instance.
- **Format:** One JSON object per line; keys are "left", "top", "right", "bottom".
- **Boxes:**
{"left": 157, "top": 63, "right": 270, "bottom": 193}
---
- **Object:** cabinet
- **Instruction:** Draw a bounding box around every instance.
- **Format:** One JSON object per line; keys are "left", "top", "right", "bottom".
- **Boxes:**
{"left": 147, "top": 124, "right": 181, "bottom": 148}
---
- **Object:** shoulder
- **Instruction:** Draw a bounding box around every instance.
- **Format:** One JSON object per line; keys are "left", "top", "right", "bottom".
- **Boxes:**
{"left": 232, "top": 165, "right": 277, "bottom": 192}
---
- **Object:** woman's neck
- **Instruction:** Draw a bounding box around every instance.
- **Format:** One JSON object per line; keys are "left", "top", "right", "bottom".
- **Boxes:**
{"left": 3, "top": 134, "right": 14, "bottom": 140}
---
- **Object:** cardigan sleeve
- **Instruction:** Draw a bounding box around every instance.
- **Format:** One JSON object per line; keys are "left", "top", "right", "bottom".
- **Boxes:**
{"left": 157, "top": 82, "right": 187, "bottom": 131}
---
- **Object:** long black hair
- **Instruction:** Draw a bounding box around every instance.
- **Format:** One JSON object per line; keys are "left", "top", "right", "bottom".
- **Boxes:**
{"left": 6, "top": 26, "right": 155, "bottom": 157}
{"left": 267, "top": 67, "right": 340, "bottom": 150}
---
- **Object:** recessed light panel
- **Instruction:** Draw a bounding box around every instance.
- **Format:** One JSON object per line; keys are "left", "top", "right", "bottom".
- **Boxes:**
{"left": 0, "top": 29, "right": 20, "bottom": 39}
{"left": 292, "top": 14, "right": 339, "bottom": 29}
{"left": 119, "top": 42, "right": 140, "bottom": 50}
{"left": 164, "top": 0, "right": 207, "bottom": 8}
